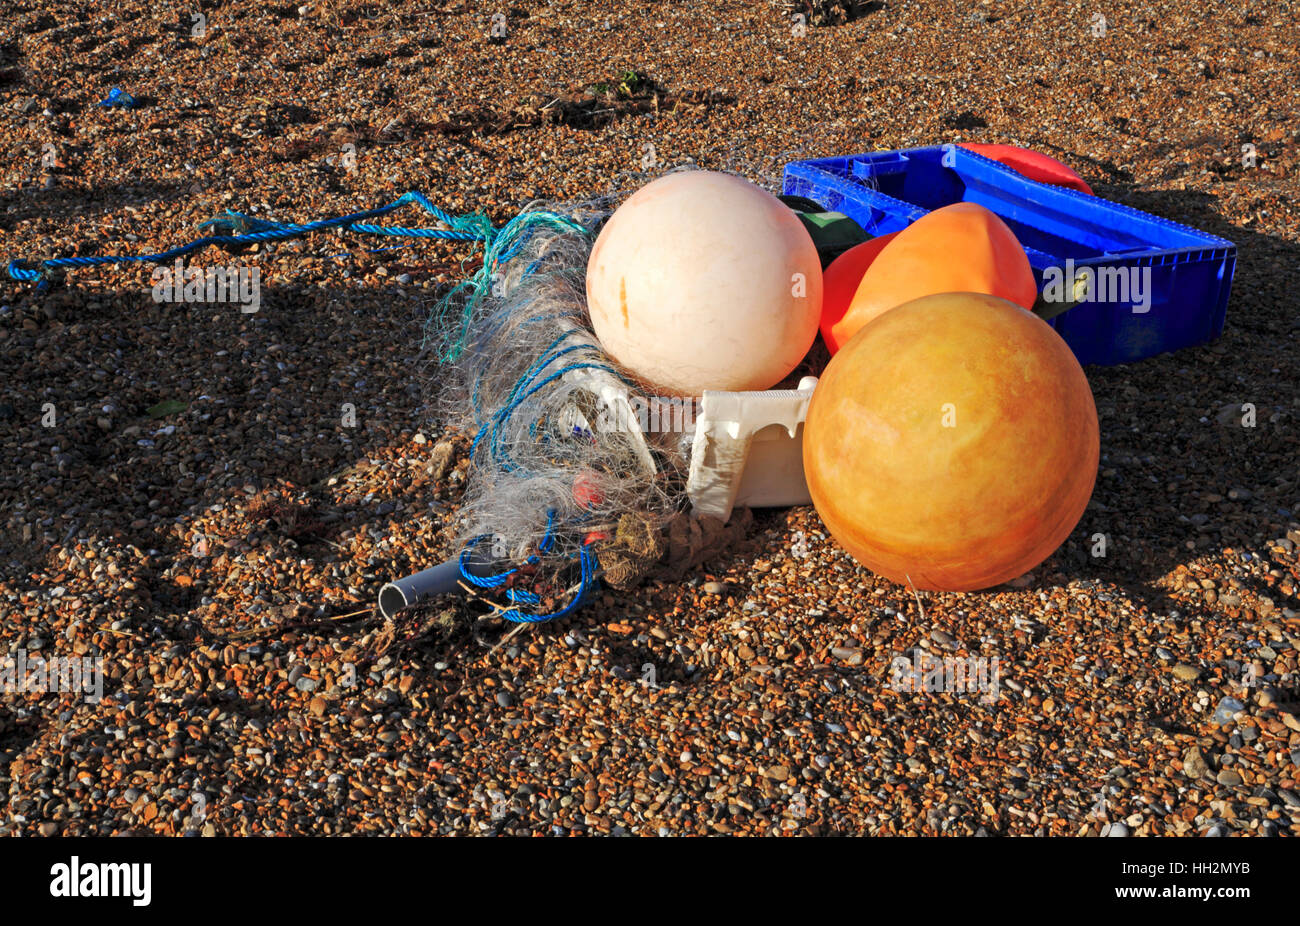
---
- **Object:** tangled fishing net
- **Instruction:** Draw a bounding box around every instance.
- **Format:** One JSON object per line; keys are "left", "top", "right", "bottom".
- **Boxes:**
{"left": 425, "top": 197, "right": 698, "bottom": 621}
{"left": 415, "top": 152, "right": 832, "bottom": 622}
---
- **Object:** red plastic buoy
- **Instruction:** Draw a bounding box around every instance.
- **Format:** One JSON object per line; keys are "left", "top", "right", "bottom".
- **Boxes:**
{"left": 819, "top": 232, "right": 898, "bottom": 354}
{"left": 959, "top": 143, "right": 1093, "bottom": 195}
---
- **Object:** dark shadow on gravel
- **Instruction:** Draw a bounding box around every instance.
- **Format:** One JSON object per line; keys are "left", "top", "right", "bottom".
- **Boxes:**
{"left": 1019, "top": 185, "right": 1299, "bottom": 621}
{"left": 0, "top": 180, "right": 204, "bottom": 230}
{"left": 0, "top": 274, "right": 446, "bottom": 648}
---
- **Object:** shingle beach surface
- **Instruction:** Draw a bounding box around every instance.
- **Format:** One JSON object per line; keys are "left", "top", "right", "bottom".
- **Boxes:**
{"left": 1, "top": 1, "right": 1299, "bottom": 835}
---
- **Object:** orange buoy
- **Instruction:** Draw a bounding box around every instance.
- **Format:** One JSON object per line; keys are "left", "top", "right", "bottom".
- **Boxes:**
{"left": 819, "top": 232, "right": 898, "bottom": 354}
{"left": 835, "top": 202, "right": 1037, "bottom": 348}
{"left": 803, "top": 291, "right": 1099, "bottom": 591}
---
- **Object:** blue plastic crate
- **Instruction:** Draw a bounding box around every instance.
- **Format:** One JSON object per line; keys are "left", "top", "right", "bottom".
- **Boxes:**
{"left": 783, "top": 145, "right": 1236, "bottom": 366}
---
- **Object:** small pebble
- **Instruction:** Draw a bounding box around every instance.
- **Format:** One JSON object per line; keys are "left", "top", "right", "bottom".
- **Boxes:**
{"left": 1216, "top": 769, "right": 1243, "bottom": 787}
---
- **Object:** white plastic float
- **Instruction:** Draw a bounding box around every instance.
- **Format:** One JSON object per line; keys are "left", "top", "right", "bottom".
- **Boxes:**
{"left": 685, "top": 375, "right": 819, "bottom": 521}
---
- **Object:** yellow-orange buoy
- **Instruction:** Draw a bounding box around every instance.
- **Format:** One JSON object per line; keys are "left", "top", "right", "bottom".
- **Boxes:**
{"left": 803, "top": 291, "right": 1099, "bottom": 591}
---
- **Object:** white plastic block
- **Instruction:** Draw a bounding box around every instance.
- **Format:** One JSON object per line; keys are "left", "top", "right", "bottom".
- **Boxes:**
{"left": 687, "top": 376, "right": 819, "bottom": 521}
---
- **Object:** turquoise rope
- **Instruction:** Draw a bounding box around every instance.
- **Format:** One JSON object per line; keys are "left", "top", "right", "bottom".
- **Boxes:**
{"left": 421, "top": 210, "right": 590, "bottom": 361}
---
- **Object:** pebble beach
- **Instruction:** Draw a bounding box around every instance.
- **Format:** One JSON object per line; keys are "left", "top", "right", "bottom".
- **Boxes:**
{"left": 1, "top": 0, "right": 1299, "bottom": 837}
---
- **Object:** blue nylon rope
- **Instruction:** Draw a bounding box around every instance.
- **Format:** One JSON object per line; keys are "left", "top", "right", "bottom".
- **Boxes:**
{"left": 472, "top": 360, "right": 621, "bottom": 473}
{"left": 7, "top": 192, "right": 482, "bottom": 282}
{"left": 471, "top": 333, "right": 594, "bottom": 460}
{"left": 6, "top": 193, "right": 590, "bottom": 345}
{"left": 457, "top": 510, "right": 599, "bottom": 623}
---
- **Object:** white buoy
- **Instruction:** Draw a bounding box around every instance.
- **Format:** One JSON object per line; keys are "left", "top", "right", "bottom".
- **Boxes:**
{"left": 586, "top": 171, "right": 822, "bottom": 395}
